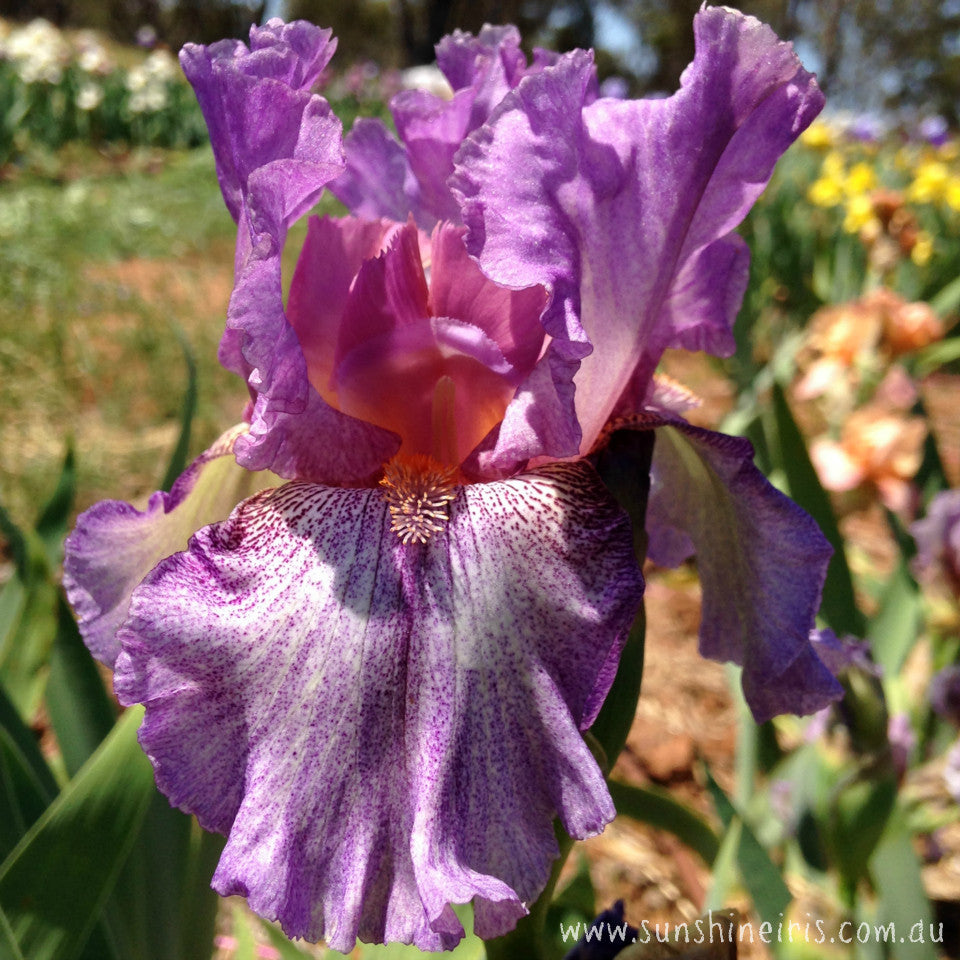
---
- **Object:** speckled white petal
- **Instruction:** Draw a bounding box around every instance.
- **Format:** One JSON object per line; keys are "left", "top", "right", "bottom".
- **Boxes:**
{"left": 113, "top": 461, "right": 642, "bottom": 950}
{"left": 62, "top": 425, "right": 277, "bottom": 668}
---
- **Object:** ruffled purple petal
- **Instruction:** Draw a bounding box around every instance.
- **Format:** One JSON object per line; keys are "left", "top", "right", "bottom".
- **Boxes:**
{"left": 390, "top": 88, "right": 474, "bottom": 224}
{"left": 333, "top": 24, "right": 576, "bottom": 229}
{"left": 180, "top": 19, "right": 339, "bottom": 227}
{"left": 330, "top": 118, "right": 431, "bottom": 225}
{"left": 637, "top": 417, "right": 841, "bottom": 722}
{"left": 453, "top": 7, "right": 823, "bottom": 452}
{"left": 113, "top": 461, "right": 642, "bottom": 950}
{"left": 435, "top": 25, "right": 526, "bottom": 114}
{"left": 183, "top": 21, "right": 398, "bottom": 483}
{"left": 62, "top": 426, "right": 276, "bottom": 668}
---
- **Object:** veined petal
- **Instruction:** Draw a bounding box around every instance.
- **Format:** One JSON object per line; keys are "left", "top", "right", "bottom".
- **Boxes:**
{"left": 180, "top": 19, "right": 340, "bottom": 228}
{"left": 182, "top": 21, "right": 397, "bottom": 483}
{"left": 391, "top": 87, "right": 475, "bottom": 224}
{"left": 330, "top": 118, "right": 431, "bottom": 225}
{"left": 287, "top": 215, "right": 393, "bottom": 397}
{"left": 62, "top": 425, "right": 277, "bottom": 668}
{"left": 453, "top": 7, "right": 823, "bottom": 452}
{"left": 436, "top": 25, "right": 526, "bottom": 118}
{"left": 332, "top": 24, "right": 579, "bottom": 229}
{"left": 630, "top": 417, "right": 842, "bottom": 722}
{"left": 113, "top": 461, "right": 642, "bottom": 950}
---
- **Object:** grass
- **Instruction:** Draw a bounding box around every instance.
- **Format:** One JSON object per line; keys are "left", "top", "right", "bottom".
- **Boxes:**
{"left": 0, "top": 147, "right": 246, "bottom": 526}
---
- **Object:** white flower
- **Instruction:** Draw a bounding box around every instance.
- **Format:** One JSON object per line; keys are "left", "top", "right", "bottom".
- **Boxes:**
{"left": 76, "top": 82, "right": 103, "bottom": 111}
{"left": 4, "top": 18, "right": 69, "bottom": 84}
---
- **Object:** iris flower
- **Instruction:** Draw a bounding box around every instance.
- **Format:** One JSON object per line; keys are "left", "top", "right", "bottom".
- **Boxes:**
{"left": 65, "top": 9, "right": 842, "bottom": 951}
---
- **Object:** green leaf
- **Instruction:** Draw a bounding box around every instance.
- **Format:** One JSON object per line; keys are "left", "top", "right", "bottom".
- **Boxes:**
{"left": 546, "top": 853, "right": 597, "bottom": 957}
{"left": 608, "top": 780, "right": 720, "bottom": 866}
{"left": 588, "top": 607, "right": 645, "bottom": 775}
{"left": 230, "top": 905, "right": 259, "bottom": 960}
{"left": 0, "top": 905, "right": 25, "bottom": 960}
{"left": 177, "top": 827, "right": 225, "bottom": 960}
{"left": 0, "top": 682, "right": 57, "bottom": 804}
{"left": 160, "top": 326, "right": 198, "bottom": 493}
{"left": 0, "top": 507, "right": 59, "bottom": 721}
{"left": 871, "top": 816, "right": 937, "bottom": 960}
{"left": 770, "top": 382, "right": 864, "bottom": 637}
{"left": 703, "top": 818, "right": 742, "bottom": 915}
{"left": 914, "top": 336, "right": 960, "bottom": 378}
{"left": 0, "top": 573, "right": 57, "bottom": 721}
{"left": 549, "top": 852, "right": 595, "bottom": 920}
{"left": 929, "top": 274, "right": 960, "bottom": 317}
{"left": 590, "top": 429, "right": 654, "bottom": 768}
{"left": 34, "top": 446, "right": 76, "bottom": 565}
{"left": 321, "top": 905, "right": 484, "bottom": 958}
{"left": 828, "top": 775, "right": 897, "bottom": 899}
{"left": 0, "top": 681, "right": 56, "bottom": 863}
{"left": 104, "top": 794, "right": 222, "bottom": 960}
{"left": 0, "top": 726, "right": 53, "bottom": 865}
{"left": 45, "top": 596, "right": 115, "bottom": 778}
{"left": 0, "top": 507, "right": 27, "bottom": 581}
{"left": 258, "top": 919, "right": 318, "bottom": 959}
{"left": 705, "top": 770, "right": 792, "bottom": 929}
{"left": 866, "top": 560, "right": 922, "bottom": 676}
{"left": 0, "top": 707, "right": 154, "bottom": 960}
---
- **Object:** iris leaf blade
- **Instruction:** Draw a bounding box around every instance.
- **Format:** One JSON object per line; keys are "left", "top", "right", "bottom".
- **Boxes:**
{"left": 0, "top": 904, "right": 25, "bottom": 960}
{"left": 0, "top": 681, "right": 57, "bottom": 803}
{"left": 45, "top": 595, "right": 115, "bottom": 778}
{"left": 704, "top": 768, "right": 792, "bottom": 929}
{"left": 770, "top": 382, "right": 863, "bottom": 636}
{"left": 34, "top": 445, "right": 76, "bottom": 566}
{"left": 871, "top": 816, "right": 937, "bottom": 960}
{"left": 590, "top": 429, "right": 654, "bottom": 768}
{"left": 160, "top": 325, "right": 198, "bottom": 493}
{"left": 0, "top": 707, "right": 154, "bottom": 960}
{"left": 608, "top": 779, "right": 720, "bottom": 866}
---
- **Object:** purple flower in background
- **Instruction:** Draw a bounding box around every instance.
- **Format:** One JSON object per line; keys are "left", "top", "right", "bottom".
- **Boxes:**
{"left": 931, "top": 665, "right": 960, "bottom": 728}
{"left": 64, "top": 10, "right": 841, "bottom": 951}
{"left": 918, "top": 114, "right": 950, "bottom": 147}
{"left": 946, "top": 740, "right": 960, "bottom": 803}
{"left": 888, "top": 712, "right": 916, "bottom": 778}
{"left": 598, "top": 75, "right": 629, "bottom": 99}
{"left": 847, "top": 112, "right": 886, "bottom": 143}
{"left": 810, "top": 627, "right": 879, "bottom": 677}
{"left": 911, "top": 489, "right": 960, "bottom": 594}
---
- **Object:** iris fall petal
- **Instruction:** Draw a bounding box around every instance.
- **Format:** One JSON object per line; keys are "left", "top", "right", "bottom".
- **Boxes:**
{"left": 113, "top": 461, "right": 642, "bottom": 950}
{"left": 63, "top": 425, "right": 277, "bottom": 668}
{"left": 640, "top": 418, "right": 842, "bottom": 722}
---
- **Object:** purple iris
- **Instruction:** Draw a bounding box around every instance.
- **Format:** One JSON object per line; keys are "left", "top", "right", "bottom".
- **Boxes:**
{"left": 911, "top": 489, "right": 960, "bottom": 594}
{"left": 64, "top": 11, "right": 842, "bottom": 951}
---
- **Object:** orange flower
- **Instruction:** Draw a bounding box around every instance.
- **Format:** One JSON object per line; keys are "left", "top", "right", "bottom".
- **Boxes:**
{"left": 811, "top": 405, "right": 927, "bottom": 511}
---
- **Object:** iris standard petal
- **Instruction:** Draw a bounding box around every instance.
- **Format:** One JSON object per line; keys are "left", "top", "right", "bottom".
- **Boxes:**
{"left": 182, "top": 21, "right": 400, "bottom": 484}
{"left": 331, "top": 117, "right": 430, "bottom": 225}
{"left": 62, "top": 425, "right": 277, "bottom": 668}
{"left": 332, "top": 24, "right": 573, "bottom": 229}
{"left": 113, "top": 460, "right": 642, "bottom": 950}
{"left": 453, "top": 6, "right": 823, "bottom": 453}
{"left": 180, "top": 19, "right": 339, "bottom": 228}
{"left": 638, "top": 418, "right": 842, "bottom": 722}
